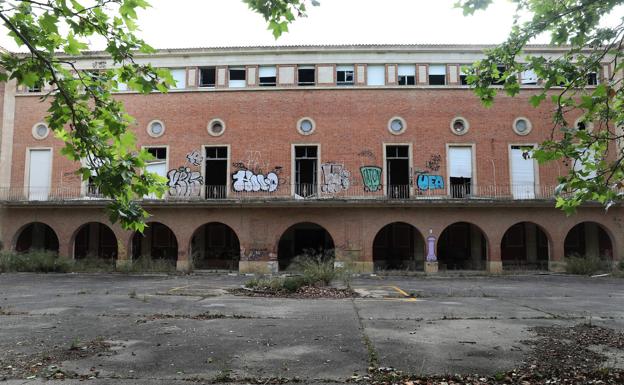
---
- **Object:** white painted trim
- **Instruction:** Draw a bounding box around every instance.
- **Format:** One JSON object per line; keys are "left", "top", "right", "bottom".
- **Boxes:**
{"left": 0, "top": 79, "right": 17, "bottom": 188}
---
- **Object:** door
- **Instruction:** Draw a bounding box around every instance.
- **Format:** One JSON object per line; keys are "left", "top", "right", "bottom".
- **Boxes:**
{"left": 386, "top": 145, "right": 410, "bottom": 198}
{"left": 28, "top": 149, "right": 52, "bottom": 200}
{"left": 448, "top": 147, "right": 472, "bottom": 198}
{"left": 510, "top": 146, "right": 535, "bottom": 199}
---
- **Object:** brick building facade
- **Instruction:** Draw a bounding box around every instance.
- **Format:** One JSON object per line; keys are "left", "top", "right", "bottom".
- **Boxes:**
{"left": 0, "top": 45, "right": 621, "bottom": 273}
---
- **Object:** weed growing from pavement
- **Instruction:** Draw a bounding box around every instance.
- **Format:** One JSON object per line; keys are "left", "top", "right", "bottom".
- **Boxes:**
{"left": 565, "top": 254, "right": 613, "bottom": 275}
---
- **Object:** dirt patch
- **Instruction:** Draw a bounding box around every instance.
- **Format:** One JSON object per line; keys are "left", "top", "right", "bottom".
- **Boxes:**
{"left": 137, "top": 311, "right": 251, "bottom": 322}
{"left": 229, "top": 285, "right": 357, "bottom": 299}
{"left": 0, "top": 337, "right": 115, "bottom": 380}
{"left": 351, "top": 323, "right": 624, "bottom": 384}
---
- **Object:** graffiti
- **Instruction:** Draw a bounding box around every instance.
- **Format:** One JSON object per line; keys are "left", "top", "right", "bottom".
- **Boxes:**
{"left": 425, "top": 154, "right": 442, "bottom": 172}
{"left": 416, "top": 174, "right": 444, "bottom": 190}
{"left": 360, "top": 166, "right": 382, "bottom": 192}
{"left": 248, "top": 248, "right": 269, "bottom": 261}
{"left": 321, "top": 163, "right": 350, "bottom": 193}
{"left": 357, "top": 149, "right": 376, "bottom": 160}
{"left": 186, "top": 150, "right": 203, "bottom": 166}
{"left": 168, "top": 167, "right": 203, "bottom": 196}
{"left": 232, "top": 169, "right": 279, "bottom": 192}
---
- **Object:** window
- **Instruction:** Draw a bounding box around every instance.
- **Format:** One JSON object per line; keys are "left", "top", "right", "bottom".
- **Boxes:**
{"left": 28, "top": 149, "right": 52, "bottom": 201}
{"left": 386, "top": 145, "right": 410, "bottom": 199}
{"left": 144, "top": 147, "right": 167, "bottom": 199}
{"left": 493, "top": 65, "right": 507, "bottom": 85}
{"left": 388, "top": 117, "right": 406, "bottom": 135}
{"left": 297, "top": 117, "right": 316, "bottom": 135}
{"left": 147, "top": 120, "right": 165, "bottom": 138}
{"left": 32, "top": 122, "right": 49, "bottom": 140}
{"left": 428, "top": 65, "right": 446, "bottom": 85}
{"left": 510, "top": 146, "right": 535, "bottom": 199}
{"left": 521, "top": 69, "right": 538, "bottom": 85}
{"left": 208, "top": 118, "right": 226, "bottom": 137}
{"left": 587, "top": 72, "right": 598, "bottom": 86}
{"left": 397, "top": 65, "right": 415, "bottom": 85}
{"left": 448, "top": 147, "right": 472, "bottom": 198}
{"left": 199, "top": 67, "right": 216, "bottom": 87}
{"left": 259, "top": 66, "right": 277, "bottom": 86}
{"left": 294, "top": 146, "right": 318, "bottom": 197}
{"left": 170, "top": 68, "right": 186, "bottom": 89}
{"left": 205, "top": 147, "right": 228, "bottom": 199}
{"left": 229, "top": 68, "right": 246, "bottom": 88}
{"left": 450, "top": 117, "right": 469, "bottom": 135}
{"left": 336, "top": 65, "right": 354, "bottom": 85}
{"left": 298, "top": 66, "right": 315, "bottom": 86}
{"left": 367, "top": 65, "right": 385, "bottom": 86}
{"left": 513, "top": 117, "right": 532, "bottom": 135}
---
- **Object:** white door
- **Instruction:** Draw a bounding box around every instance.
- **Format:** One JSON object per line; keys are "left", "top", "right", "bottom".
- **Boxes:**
{"left": 28, "top": 149, "right": 52, "bottom": 200}
{"left": 510, "top": 147, "right": 535, "bottom": 199}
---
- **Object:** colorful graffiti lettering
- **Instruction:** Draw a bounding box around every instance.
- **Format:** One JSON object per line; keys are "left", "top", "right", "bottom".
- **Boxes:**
{"left": 416, "top": 174, "right": 444, "bottom": 190}
{"left": 168, "top": 167, "right": 203, "bottom": 197}
{"left": 360, "top": 166, "right": 382, "bottom": 192}
{"left": 321, "top": 163, "right": 350, "bottom": 193}
{"left": 232, "top": 170, "right": 279, "bottom": 192}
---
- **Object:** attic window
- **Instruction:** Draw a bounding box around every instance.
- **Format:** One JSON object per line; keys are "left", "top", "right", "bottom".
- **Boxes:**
{"left": 336, "top": 66, "right": 354, "bottom": 85}
{"left": 259, "top": 66, "right": 277, "bottom": 86}
{"left": 229, "top": 68, "right": 246, "bottom": 88}
{"left": 199, "top": 67, "right": 216, "bottom": 87}
{"left": 298, "top": 66, "right": 315, "bottom": 86}
{"left": 398, "top": 65, "right": 415, "bottom": 85}
{"left": 428, "top": 65, "right": 446, "bottom": 85}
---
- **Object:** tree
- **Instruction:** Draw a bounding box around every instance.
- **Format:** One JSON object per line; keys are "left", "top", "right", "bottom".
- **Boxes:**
{"left": 0, "top": 0, "right": 317, "bottom": 232}
{"left": 457, "top": 0, "right": 624, "bottom": 213}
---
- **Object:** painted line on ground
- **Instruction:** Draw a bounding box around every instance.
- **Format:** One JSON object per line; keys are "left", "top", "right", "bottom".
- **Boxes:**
{"left": 388, "top": 286, "right": 418, "bottom": 302}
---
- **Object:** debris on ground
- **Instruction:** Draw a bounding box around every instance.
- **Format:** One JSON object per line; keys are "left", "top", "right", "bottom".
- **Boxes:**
{"left": 138, "top": 311, "right": 251, "bottom": 321}
{"left": 229, "top": 285, "right": 357, "bottom": 298}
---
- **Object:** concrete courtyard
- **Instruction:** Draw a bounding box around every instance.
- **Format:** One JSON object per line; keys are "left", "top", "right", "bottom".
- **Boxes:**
{"left": 1, "top": 273, "right": 623, "bottom": 384}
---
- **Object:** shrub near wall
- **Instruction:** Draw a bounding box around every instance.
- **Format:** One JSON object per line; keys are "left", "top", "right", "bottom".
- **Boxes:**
{"left": 564, "top": 254, "right": 612, "bottom": 275}
{"left": 0, "top": 251, "right": 72, "bottom": 273}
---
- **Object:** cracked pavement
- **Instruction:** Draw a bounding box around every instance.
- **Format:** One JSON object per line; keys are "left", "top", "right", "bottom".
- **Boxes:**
{"left": 1, "top": 273, "right": 623, "bottom": 384}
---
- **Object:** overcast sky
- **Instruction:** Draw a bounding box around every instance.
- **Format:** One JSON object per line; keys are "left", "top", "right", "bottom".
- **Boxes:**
{"left": 0, "top": 0, "right": 621, "bottom": 51}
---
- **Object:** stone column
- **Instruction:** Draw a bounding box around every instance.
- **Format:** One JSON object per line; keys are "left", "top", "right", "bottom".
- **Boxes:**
{"left": 470, "top": 225, "right": 484, "bottom": 270}
{"left": 525, "top": 222, "right": 538, "bottom": 264}
{"left": 584, "top": 222, "right": 600, "bottom": 258}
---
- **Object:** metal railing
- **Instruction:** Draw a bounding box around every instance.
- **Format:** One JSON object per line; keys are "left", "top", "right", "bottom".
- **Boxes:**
{"left": 0, "top": 184, "right": 562, "bottom": 203}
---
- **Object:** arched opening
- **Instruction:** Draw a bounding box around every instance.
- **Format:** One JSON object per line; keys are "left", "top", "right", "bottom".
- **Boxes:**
{"left": 564, "top": 222, "right": 613, "bottom": 259}
{"left": 501, "top": 222, "right": 549, "bottom": 270}
{"left": 131, "top": 222, "right": 178, "bottom": 262}
{"left": 437, "top": 222, "right": 487, "bottom": 270}
{"left": 190, "top": 222, "right": 240, "bottom": 270}
{"left": 373, "top": 222, "right": 425, "bottom": 270}
{"left": 15, "top": 222, "right": 59, "bottom": 253}
{"left": 73, "top": 222, "right": 118, "bottom": 260}
{"left": 277, "top": 222, "right": 335, "bottom": 270}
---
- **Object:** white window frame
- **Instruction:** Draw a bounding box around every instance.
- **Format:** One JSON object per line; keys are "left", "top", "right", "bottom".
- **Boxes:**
{"left": 291, "top": 143, "right": 321, "bottom": 197}
{"left": 24, "top": 147, "right": 53, "bottom": 200}
{"left": 202, "top": 144, "right": 231, "bottom": 199}
{"left": 367, "top": 65, "right": 385, "bottom": 86}
{"left": 336, "top": 65, "right": 355, "bottom": 85}
{"left": 382, "top": 142, "right": 413, "bottom": 197}
{"left": 397, "top": 65, "right": 416, "bottom": 85}
{"left": 446, "top": 143, "right": 476, "bottom": 196}
{"left": 508, "top": 144, "right": 539, "bottom": 199}
{"left": 259, "top": 66, "right": 277, "bottom": 86}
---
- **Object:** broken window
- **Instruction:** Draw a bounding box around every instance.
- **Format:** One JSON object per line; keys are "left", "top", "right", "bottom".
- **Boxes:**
{"left": 199, "top": 67, "right": 216, "bottom": 87}
{"left": 295, "top": 146, "right": 318, "bottom": 197}
{"left": 367, "top": 65, "right": 385, "bottom": 86}
{"left": 298, "top": 66, "right": 316, "bottom": 86}
{"left": 587, "top": 72, "right": 598, "bottom": 86}
{"left": 428, "top": 65, "right": 446, "bottom": 85}
{"left": 448, "top": 147, "right": 472, "bottom": 198}
{"left": 398, "top": 65, "right": 415, "bottom": 85}
{"left": 229, "top": 68, "right": 246, "bottom": 88}
{"left": 205, "top": 146, "right": 228, "bottom": 199}
{"left": 336, "top": 65, "right": 354, "bottom": 85}
{"left": 386, "top": 145, "right": 410, "bottom": 199}
{"left": 259, "top": 66, "right": 277, "bottom": 86}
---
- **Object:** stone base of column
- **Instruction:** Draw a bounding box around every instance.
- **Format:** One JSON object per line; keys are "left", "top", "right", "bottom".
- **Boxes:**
{"left": 116, "top": 259, "right": 131, "bottom": 269}
{"left": 239, "top": 261, "right": 278, "bottom": 274}
{"left": 424, "top": 261, "right": 438, "bottom": 274}
{"left": 176, "top": 260, "right": 191, "bottom": 273}
{"left": 334, "top": 261, "right": 374, "bottom": 274}
{"left": 548, "top": 260, "right": 567, "bottom": 273}
{"left": 486, "top": 261, "right": 503, "bottom": 274}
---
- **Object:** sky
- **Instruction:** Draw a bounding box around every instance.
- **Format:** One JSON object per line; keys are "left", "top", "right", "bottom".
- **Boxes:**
{"left": 0, "top": 0, "right": 533, "bottom": 51}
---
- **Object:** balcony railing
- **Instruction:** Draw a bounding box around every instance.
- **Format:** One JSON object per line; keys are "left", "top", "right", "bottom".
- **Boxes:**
{"left": 0, "top": 184, "right": 561, "bottom": 203}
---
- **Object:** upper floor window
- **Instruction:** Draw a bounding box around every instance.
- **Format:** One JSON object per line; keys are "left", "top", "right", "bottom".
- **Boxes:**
{"left": 336, "top": 65, "right": 354, "bottom": 86}
{"left": 492, "top": 65, "right": 507, "bottom": 85}
{"left": 169, "top": 68, "right": 186, "bottom": 89}
{"left": 229, "top": 68, "right": 246, "bottom": 88}
{"left": 587, "top": 72, "right": 598, "bottom": 86}
{"left": 199, "top": 67, "right": 216, "bottom": 87}
{"left": 398, "top": 65, "right": 415, "bottom": 85}
{"left": 428, "top": 65, "right": 446, "bottom": 85}
{"left": 520, "top": 69, "right": 538, "bottom": 85}
{"left": 259, "top": 66, "right": 277, "bottom": 86}
{"left": 367, "top": 65, "right": 385, "bottom": 86}
{"left": 298, "top": 66, "right": 315, "bottom": 86}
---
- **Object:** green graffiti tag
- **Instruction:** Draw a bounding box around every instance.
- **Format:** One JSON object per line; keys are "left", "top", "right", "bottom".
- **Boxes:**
{"left": 360, "top": 166, "right": 382, "bottom": 192}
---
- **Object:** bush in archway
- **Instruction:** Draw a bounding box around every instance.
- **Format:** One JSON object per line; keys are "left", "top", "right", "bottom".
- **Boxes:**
{"left": 290, "top": 249, "right": 336, "bottom": 286}
{"left": 565, "top": 253, "right": 612, "bottom": 275}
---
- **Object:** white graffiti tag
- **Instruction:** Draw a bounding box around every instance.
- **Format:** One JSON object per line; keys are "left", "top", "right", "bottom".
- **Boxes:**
{"left": 186, "top": 150, "right": 203, "bottom": 166}
{"left": 232, "top": 170, "right": 279, "bottom": 192}
{"left": 321, "top": 163, "right": 350, "bottom": 193}
{"left": 168, "top": 167, "right": 203, "bottom": 197}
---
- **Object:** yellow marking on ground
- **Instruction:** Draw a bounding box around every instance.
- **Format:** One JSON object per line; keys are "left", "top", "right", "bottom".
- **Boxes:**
{"left": 169, "top": 285, "right": 192, "bottom": 292}
{"left": 387, "top": 286, "right": 418, "bottom": 302}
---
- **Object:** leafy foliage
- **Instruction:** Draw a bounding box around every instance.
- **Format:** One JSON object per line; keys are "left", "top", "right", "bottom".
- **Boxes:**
{"left": 457, "top": 0, "right": 624, "bottom": 213}
{"left": 243, "top": 0, "right": 320, "bottom": 38}
{"left": 0, "top": 0, "right": 177, "bottom": 231}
